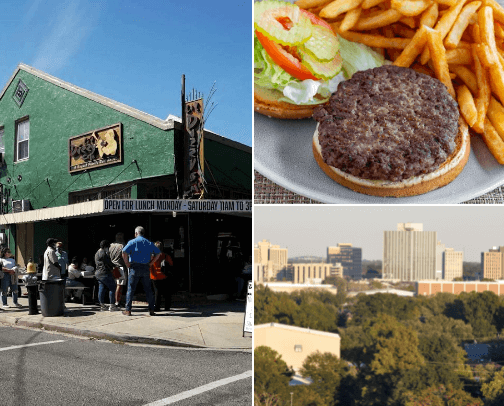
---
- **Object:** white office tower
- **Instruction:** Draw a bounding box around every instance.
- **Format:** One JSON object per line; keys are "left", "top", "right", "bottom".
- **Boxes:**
{"left": 383, "top": 223, "right": 437, "bottom": 281}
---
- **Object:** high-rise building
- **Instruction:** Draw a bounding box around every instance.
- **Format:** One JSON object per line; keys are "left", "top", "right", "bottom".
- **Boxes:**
{"left": 383, "top": 223, "right": 437, "bottom": 281}
{"left": 327, "top": 243, "right": 362, "bottom": 279}
{"left": 482, "top": 247, "right": 502, "bottom": 280}
{"left": 436, "top": 241, "right": 446, "bottom": 280}
{"left": 443, "top": 248, "right": 463, "bottom": 281}
{"left": 292, "top": 263, "right": 343, "bottom": 284}
{"left": 254, "top": 240, "right": 288, "bottom": 282}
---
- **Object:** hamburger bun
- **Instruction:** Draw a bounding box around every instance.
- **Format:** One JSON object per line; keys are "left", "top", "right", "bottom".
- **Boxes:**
{"left": 313, "top": 116, "right": 470, "bottom": 197}
{"left": 254, "top": 85, "right": 316, "bottom": 119}
{"left": 312, "top": 65, "right": 469, "bottom": 197}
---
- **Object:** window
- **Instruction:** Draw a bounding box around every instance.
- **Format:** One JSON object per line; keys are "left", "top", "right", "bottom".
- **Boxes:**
{"left": 15, "top": 119, "right": 29, "bottom": 161}
{"left": 294, "top": 345, "right": 303, "bottom": 352}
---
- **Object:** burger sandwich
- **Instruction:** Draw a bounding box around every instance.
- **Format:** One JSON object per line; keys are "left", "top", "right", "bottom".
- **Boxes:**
{"left": 312, "top": 65, "right": 470, "bottom": 197}
{"left": 254, "top": 0, "right": 384, "bottom": 119}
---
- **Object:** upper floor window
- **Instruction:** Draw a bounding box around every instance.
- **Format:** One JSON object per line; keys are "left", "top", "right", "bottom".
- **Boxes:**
{"left": 15, "top": 119, "right": 29, "bottom": 162}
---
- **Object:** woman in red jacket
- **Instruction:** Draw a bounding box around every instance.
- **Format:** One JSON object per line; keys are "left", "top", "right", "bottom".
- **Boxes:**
{"left": 150, "top": 242, "right": 173, "bottom": 312}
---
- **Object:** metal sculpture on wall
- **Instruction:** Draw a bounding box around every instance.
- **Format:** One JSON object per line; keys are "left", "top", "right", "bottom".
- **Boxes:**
{"left": 68, "top": 123, "right": 123, "bottom": 173}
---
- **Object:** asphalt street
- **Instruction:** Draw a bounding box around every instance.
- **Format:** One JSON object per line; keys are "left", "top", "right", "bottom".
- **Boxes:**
{"left": 0, "top": 324, "right": 252, "bottom": 406}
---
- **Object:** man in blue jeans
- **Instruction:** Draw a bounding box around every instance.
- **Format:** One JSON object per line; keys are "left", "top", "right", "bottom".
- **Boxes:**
{"left": 122, "top": 226, "right": 160, "bottom": 316}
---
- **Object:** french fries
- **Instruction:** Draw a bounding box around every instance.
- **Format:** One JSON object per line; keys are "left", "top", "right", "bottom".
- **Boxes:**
{"left": 444, "top": 2, "right": 482, "bottom": 50}
{"left": 425, "top": 26, "right": 456, "bottom": 98}
{"left": 457, "top": 85, "right": 478, "bottom": 127}
{"left": 471, "top": 45, "right": 490, "bottom": 134}
{"left": 295, "top": 0, "right": 504, "bottom": 164}
{"left": 487, "top": 97, "right": 504, "bottom": 142}
{"left": 394, "top": 25, "right": 429, "bottom": 67}
{"left": 320, "top": 0, "right": 363, "bottom": 19}
{"left": 391, "top": 0, "right": 433, "bottom": 18}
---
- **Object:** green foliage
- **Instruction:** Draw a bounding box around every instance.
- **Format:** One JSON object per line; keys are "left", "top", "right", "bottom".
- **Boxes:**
{"left": 348, "top": 293, "right": 419, "bottom": 325}
{"left": 370, "top": 280, "right": 383, "bottom": 290}
{"left": 254, "top": 285, "right": 341, "bottom": 332}
{"left": 299, "top": 352, "right": 349, "bottom": 406}
{"left": 254, "top": 392, "right": 284, "bottom": 406}
{"left": 254, "top": 346, "right": 293, "bottom": 400}
{"left": 403, "top": 385, "right": 483, "bottom": 406}
{"left": 452, "top": 291, "right": 500, "bottom": 339}
{"left": 481, "top": 368, "right": 504, "bottom": 406}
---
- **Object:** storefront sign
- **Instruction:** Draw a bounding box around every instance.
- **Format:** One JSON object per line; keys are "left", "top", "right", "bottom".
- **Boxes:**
{"left": 243, "top": 281, "right": 253, "bottom": 335}
{"left": 183, "top": 98, "right": 205, "bottom": 198}
{"left": 103, "top": 199, "right": 251, "bottom": 212}
{"left": 69, "top": 123, "right": 123, "bottom": 173}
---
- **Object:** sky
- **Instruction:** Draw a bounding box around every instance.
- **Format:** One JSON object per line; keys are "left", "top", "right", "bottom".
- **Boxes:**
{"left": 0, "top": 0, "right": 251, "bottom": 146}
{"left": 254, "top": 206, "right": 504, "bottom": 262}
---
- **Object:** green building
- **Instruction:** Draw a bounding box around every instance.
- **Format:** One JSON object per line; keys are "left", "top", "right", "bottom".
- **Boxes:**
{"left": 0, "top": 64, "right": 251, "bottom": 293}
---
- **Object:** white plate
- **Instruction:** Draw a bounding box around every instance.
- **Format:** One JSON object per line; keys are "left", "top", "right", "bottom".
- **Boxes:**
{"left": 254, "top": 112, "right": 504, "bottom": 204}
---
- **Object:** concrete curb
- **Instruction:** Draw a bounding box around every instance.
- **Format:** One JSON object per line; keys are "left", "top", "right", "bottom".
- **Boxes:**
{"left": 0, "top": 310, "right": 252, "bottom": 351}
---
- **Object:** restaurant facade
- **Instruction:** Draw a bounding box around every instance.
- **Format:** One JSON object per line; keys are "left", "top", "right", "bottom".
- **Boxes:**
{"left": 0, "top": 64, "right": 251, "bottom": 294}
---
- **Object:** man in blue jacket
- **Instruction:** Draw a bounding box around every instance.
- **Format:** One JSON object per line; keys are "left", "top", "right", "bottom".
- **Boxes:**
{"left": 121, "top": 226, "right": 160, "bottom": 316}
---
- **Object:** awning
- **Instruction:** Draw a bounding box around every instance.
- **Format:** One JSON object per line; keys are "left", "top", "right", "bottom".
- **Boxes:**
{"left": 0, "top": 200, "right": 105, "bottom": 225}
{"left": 0, "top": 199, "right": 252, "bottom": 225}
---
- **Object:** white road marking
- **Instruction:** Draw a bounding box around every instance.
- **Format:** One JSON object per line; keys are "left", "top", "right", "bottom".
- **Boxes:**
{"left": 0, "top": 340, "right": 65, "bottom": 351}
{"left": 143, "top": 370, "right": 252, "bottom": 406}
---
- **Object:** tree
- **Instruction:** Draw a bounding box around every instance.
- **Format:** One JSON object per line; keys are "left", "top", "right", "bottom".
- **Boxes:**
{"left": 403, "top": 385, "right": 483, "bottom": 406}
{"left": 299, "top": 352, "right": 349, "bottom": 406}
{"left": 343, "top": 314, "right": 427, "bottom": 406}
{"left": 481, "top": 367, "right": 504, "bottom": 406}
{"left": 349, "top": 293, "right": 419, "bottom": 326}
{"left": 254, "top": 346, "right": 293, "bottom": 401}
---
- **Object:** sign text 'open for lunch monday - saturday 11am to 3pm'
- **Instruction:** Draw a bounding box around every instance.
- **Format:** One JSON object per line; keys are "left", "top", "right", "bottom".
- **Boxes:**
{"left": 103, "top": 199, "right": 252, "bottom": 213}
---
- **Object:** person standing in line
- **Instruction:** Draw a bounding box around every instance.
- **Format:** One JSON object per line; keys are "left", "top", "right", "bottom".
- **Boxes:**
{"left": 56, "top": 241, "right": 69, "bottom": 306}
{"left": 122, "top": 226, "right": 160, "bottom": 316}
{"left": 42, "top": 238, "right": 61, "bottom": 280}
{"left": 150, "top": 241, "right": 173, "bottom": 312}
{"left": 55, "top": 242, "right": 68, "bottom": 279}
{"left": 94, "top": 240, "right": 120, "bottom": 312}
{"left": 0, "top": 248, "right": 22, "bottom": 309}
{"left": 109, "top": 232, "right": 127, "bottom": 308}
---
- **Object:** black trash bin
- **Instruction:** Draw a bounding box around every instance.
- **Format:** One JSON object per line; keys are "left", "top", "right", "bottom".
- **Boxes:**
{"left": 38, "top": 279, "right": 65, "bottom": 317}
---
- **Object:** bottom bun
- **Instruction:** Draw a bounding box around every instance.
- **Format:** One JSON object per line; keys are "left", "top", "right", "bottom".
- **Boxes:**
{"left": 254, "top": 86, "right": 317, "bottom": 119}
{"left": 312, "top": 116, "right": 470, "bottom": 197}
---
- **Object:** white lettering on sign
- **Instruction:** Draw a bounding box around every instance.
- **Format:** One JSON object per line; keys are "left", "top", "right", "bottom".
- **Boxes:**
{"left": 103, "top": 199, "right": 251, "bottom": 213}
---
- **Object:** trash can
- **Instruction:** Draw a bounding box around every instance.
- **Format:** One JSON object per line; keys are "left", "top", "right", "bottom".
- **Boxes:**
{"left": 38, "top": 279, "right": 65, "bottom": 317}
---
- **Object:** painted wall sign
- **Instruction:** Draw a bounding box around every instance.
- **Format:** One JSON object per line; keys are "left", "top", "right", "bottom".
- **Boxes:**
{"left": 103, "top": 199, "right": 251, "bottom": 212}
{"left": 69, "top": 123, "right": 123, "bottom": 173}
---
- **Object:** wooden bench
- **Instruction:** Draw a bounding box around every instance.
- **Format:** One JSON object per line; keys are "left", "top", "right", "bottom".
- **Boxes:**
{"left": 65, "top": 286, "right": 95, "bottom": 305}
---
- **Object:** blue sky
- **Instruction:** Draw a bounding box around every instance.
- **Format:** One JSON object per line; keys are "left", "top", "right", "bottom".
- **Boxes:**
{"left": 0, "top": 0, "right": 252, "bottom": 146}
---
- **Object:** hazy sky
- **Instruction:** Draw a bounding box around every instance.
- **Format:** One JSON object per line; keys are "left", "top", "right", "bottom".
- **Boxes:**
{"left": 254, "top": 206, "right": 504, "bottom": 262}
{"left": 0, "top": 0, "right": 251, "bottom": 146}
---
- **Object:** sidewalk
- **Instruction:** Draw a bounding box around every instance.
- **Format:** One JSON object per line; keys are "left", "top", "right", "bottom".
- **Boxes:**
{"left": 0, "top": 294, "right": 252, "bottom": 350}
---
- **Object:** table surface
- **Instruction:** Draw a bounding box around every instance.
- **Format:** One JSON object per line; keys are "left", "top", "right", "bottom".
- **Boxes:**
{"left": 254, "top": 171, "right": 504, "bottom": 204}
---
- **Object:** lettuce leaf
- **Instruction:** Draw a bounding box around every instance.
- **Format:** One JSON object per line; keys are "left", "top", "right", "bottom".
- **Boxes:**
{"left": 337, "top": 34, "right": 388, "bottom": 78}
{"left": 254, "top": 33, "right": 387, "bottom": 105}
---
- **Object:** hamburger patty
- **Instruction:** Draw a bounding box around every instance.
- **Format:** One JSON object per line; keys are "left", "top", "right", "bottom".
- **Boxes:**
{"left": 313, "top": 65, "right": 459, "bottom": 182}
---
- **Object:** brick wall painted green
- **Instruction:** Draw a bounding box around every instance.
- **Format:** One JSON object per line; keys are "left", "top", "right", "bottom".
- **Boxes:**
{"left": 0, "top": 69, "right": 175, "bottom": 209}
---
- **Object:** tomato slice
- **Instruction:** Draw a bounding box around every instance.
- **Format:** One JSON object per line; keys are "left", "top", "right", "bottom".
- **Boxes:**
{"left": 256, "top": 8, "right": 336, "bottom": 81}
{"left": 299, "top": 9, "right": 332, "bottom": 31}
{"left": 256, "top": 30, "right": 318, "bottom": 81}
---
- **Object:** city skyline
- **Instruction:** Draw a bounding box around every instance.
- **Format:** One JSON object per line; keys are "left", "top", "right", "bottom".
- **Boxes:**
{"left": 254, "top": 206, "right": 504, "bottom": 263}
